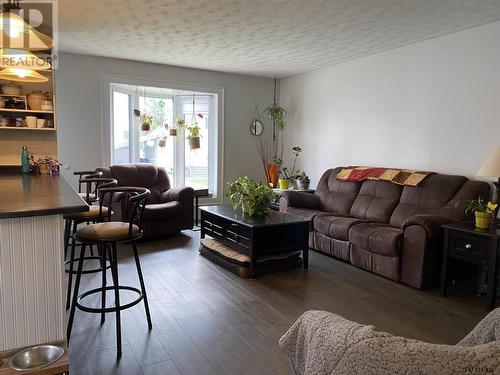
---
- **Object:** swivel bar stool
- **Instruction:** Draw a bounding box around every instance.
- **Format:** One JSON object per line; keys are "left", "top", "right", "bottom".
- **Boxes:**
{"left": 73, "top": 170, "right": 102, "bottom": 203}
{"left": 64, "top": 177, "right": 117, "bottom": 310}
{"left": 67, "top": 187, "right": 152, "bottom": 357}
{"left": 63, "top": 170, "right": 102, "bottom": 260}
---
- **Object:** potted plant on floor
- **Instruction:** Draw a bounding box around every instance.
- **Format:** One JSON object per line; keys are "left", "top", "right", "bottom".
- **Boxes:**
{"left": 464, "top": 197, "right": 498, "bottom": 229}
{"left": 226, "top": 177, "right": 278, "bottom": 216}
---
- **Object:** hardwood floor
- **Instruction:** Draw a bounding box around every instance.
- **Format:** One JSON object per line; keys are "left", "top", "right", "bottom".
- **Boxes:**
{"left": 68, "top": 230, "right": 488, "bottom": 374}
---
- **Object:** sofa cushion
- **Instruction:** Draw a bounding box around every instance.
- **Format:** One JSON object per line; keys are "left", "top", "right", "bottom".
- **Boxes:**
{"left": 284, "top": 207, "right": 324, "bottom": 229}
{"left": 313, "top": 214, "right": 365, "bottom": 241}
{"left": 143, "top": 201, "right": 182, "bottom": 221}
{"left": 349, "top": 180, "right": 402, "bottom": 223}
{"left": 389, "top": 174, "right": 468, "bottom": 228}
{"left": 349, "top": 222, "right": 403, "bottom": 256}
{"left": 315, "top": 168, "right": 361, "bottom": 216}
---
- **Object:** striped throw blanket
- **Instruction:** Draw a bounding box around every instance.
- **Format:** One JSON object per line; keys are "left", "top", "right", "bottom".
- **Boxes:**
{"left": 336, "top": 166, "right": 431, "bottom": 186}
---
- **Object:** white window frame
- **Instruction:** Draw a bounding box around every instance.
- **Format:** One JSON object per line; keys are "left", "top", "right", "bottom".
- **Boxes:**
{"left": 102, "top": 74, "right": 224, "bottom": 205}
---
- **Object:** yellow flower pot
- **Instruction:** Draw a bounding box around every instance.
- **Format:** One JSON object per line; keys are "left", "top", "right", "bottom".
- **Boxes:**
{"left": 278, "top": 178, "right": 289, "bottom": 190}
{"left": 475, "top": 211, "right": 492, "bottom": 229}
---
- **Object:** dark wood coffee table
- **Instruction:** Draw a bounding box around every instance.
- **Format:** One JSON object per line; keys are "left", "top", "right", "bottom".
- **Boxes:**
{"left": 200, "top": 205, "right": 310, "bottom": 277}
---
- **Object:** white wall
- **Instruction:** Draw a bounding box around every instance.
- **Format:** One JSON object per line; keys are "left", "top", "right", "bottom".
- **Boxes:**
{"left": 280, "top": 21, "right": 500, "bottom": 186}
{"left": 55, "top": 53, "right": 273, "bottom": 189}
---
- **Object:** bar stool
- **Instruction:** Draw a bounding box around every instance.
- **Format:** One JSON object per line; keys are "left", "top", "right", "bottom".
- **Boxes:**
{"left": 67, "top": 187, "right": 152, "bottom": 357}
{"left": 63, "top": 170, "right": 102, "bottom": 259}
{"left": 73, "top": 170, "right": 102, "bottom": 203}
{"left": 64, "top": 177, "right": 117, "bottom": 310}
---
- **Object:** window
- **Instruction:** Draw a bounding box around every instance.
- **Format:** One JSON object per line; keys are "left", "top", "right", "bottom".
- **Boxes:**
{"left": 107, "top": 80, "right": 222, "bottom": 202}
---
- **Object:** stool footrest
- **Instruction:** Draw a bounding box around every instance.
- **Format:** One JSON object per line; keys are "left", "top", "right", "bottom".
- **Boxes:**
{"left": 64, "top": 256, "right": 111, "bottom": 275}
{"left": 76, "top": 286, "right": 143, "bottom": 313}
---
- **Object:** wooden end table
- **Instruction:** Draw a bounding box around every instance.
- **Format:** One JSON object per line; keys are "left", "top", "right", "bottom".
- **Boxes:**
{"left": 440, "top": 221, "right": 500, "bottom": 311}
{"left": 200, "top": 205, "right": 310, "bottom": 277}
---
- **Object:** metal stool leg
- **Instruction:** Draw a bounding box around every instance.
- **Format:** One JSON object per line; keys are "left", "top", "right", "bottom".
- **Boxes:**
{"left": 99, "top": 243, "right": 107, "bottom": 324}
{"left": 110, "top": 242, "right": 122, "bottom": 357}
{"left": 63, "top": 219, "right": 71, "bottom": 260}
{"left": 66, "top": 220, "right": 77, "bottom": 310}
{"left": 132, "top": 242, "right": 152, "bottom": 329}
{"left": 67, "top": 243, "right": 86, "bottom": 341}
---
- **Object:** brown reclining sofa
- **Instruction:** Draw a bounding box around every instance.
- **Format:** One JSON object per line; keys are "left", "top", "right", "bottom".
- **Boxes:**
{"left": 280, "top": 167, "right": 490, "bottom": 289}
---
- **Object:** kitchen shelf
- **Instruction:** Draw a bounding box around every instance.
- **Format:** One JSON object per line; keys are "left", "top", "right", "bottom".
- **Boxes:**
{"left": 0, "top": 109, "right": 54, "bottom": 114}
{"left": 0, "top": 127, "right": 56, "bottom": 131}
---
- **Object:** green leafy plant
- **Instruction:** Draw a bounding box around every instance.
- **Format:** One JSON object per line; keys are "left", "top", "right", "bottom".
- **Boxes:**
{"left": 464, "top": 197, "right": 498, "bottom": 214}
{"left": 226, "top": 177, "right": 278, "bottom": 216}
{"left": 274, "top": 146, "right": 302, "bottom": 179}
{"left": 264, "top": 103, "right": 287, "bottom": 129}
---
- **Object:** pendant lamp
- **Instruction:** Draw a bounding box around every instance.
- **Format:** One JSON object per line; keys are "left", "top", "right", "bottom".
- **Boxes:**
{"left": 0, "top": 67, "right": 48, "bottom": 82}
{"left": 0, "top": 3, "right": 53, "bottom": 50}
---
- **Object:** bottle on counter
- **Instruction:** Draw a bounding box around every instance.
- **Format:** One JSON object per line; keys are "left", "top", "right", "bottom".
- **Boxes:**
{"left": 21, "top": 146, "right": 30, "bottom": 174}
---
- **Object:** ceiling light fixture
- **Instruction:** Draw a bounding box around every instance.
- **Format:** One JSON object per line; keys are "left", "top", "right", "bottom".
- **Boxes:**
{"left": 0, "top": 0, "right": 53, "bottom": 50}
{"left": 0, "top": 66, "right": 48, "bottom": 82}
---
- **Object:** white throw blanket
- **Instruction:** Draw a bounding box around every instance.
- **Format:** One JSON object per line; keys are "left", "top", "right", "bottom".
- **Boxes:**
{"left": 279, "top": 310, "right": 500, "bottom": 375}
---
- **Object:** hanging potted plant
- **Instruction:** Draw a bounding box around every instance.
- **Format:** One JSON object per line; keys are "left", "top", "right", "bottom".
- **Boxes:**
{"left": 264, "top": 103, "right": 287, "bottom": 129}
{"left": 175, "top": 114, "right": 202, "bottom": 150}
{"left": 140, "top": 114, "right": 153, "bottom": 132}
{"left": 186, "top": 122, "right": 201, "bottom": 150}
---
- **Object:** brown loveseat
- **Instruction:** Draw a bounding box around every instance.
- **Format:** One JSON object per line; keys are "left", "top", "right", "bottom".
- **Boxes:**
{"left": 97, "top": 164, "right": 194, "bottom": 238}
{"left": 280, "top": 167, "right": 490, "bottom": 289}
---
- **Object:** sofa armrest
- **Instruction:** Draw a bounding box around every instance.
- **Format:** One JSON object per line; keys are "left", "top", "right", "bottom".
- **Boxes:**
{"left": 279, "top": 191, "right": 320, "bottom": 211}
{"left": 402, "top": 214, "right": 453, "bottom": 238}
{"left": 161, "top": 187, "right": 195, "bottom": 204}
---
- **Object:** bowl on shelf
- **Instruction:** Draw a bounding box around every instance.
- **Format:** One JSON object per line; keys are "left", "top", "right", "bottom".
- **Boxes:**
{"left": 26, "top": 116, "right": 37, "bottom": 128}
{"left": 1, "top": 82, "right": 21, "bottom": 95}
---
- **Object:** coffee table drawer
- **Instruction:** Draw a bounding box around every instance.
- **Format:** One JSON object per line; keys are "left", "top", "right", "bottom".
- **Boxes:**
{"left": 449, "top": 233, "right": 489, "bottom": 265}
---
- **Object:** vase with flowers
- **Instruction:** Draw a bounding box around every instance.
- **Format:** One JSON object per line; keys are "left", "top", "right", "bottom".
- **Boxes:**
{"left": 30, "top": 154, "right": 61, "bottom": 175}
{"left": 464, "top": 197, "right": 498, "bottom": 229}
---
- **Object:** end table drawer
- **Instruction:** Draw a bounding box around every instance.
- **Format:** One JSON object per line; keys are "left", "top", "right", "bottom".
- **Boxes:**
{"left": 449, "top": 233, "right": 489, "bottom": 264}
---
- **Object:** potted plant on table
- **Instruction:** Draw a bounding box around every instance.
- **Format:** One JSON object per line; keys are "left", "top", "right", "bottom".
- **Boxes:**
{"left": 275, "top": 146, "right": 302, "bottom": 190}
{"left": 30, "top": 154, "right": 61, "bottom": 174}
{"left": 226, "top": 177, "right": 278, "bottom": 216}
{"left": 295, "top": 172, "right": 311, "bottom": 190}
{"left": 464, "top": 197, "right": 498, "bottom": 229}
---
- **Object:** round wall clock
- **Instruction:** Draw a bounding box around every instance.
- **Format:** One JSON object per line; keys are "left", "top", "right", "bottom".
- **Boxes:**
{"left": 250, "top": 120, "right": 263, "bottom": 136}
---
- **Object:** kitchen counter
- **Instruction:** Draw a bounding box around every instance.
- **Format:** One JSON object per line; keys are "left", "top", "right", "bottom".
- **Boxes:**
{"left": 0, "top": 170, "right": 88, "bottom": 218}
{"left": 0, "top": 169, "right": 87, "bottom": 352}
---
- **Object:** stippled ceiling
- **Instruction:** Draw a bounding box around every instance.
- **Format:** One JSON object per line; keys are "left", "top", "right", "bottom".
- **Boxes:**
{"left": 58, "top": 0, "right": 500, "bottom": 78}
